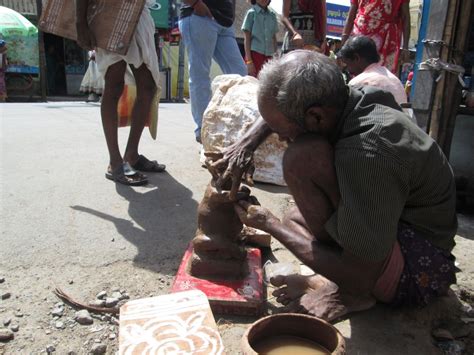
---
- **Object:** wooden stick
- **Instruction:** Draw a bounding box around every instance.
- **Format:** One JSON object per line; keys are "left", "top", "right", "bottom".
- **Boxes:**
{"left": 53, "top": 287, "right": 119, "bottom": 315}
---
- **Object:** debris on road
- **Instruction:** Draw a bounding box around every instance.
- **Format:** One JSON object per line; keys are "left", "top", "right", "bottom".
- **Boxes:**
{"left": 0, "top": 328, "right": 14, "bottom": 341}
{"left": 74, "top": 310, "right": 93, "bottom": 325}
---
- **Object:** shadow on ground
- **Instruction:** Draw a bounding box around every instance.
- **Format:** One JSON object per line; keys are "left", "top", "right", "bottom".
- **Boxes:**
{"left": 71, "top": 172, "right": 198, "bottom": 275}
{"left": 339, "top": 291, "right": 468, "bottom": 354}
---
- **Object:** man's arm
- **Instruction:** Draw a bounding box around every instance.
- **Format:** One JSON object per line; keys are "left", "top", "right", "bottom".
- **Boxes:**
{"left": 75, "top": 0, "right": 96, "bottom": 50}
{"left": 207, "top": 117, "right": 272, "bottom": 199}
{"left": 341, "top": 3, "right": 358, "bottom": 45}
{"left": 400, "top": 1, "right": 411, "bottom": 63}
{"left": 243, "top": 31, "right": 255, "bottom": 77}
{"left": 182, "top": 0, "right": 212, "bottom": 18}
{"left": 280, "top": 0, "right": 303, "bottom": 48}
{"left": 234, "top": 201, "right": 385, "bottom": 296}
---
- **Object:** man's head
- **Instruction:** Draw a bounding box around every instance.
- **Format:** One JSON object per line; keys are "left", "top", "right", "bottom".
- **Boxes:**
{"left": 338, "top": 36, "right": 380, "bottom": 76}
{"left": 250, "top": 0, "right": 271, "bottom": 6}
{"left": 257, "top": 50, "right": 348, "bottom": 142}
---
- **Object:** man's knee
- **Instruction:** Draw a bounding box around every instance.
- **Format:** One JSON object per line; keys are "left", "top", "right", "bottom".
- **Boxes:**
{"left": 137, "top": 81, "right": 157, "bottom": 101}
{"left": 104, "top": 80, "right": 124, "bottom": 100}
{"left": 283, "top": 134, "right": 334, "bottom": 181}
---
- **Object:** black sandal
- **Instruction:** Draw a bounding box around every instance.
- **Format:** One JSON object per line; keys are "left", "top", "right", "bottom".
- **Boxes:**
{"left": 132, "top": 155, "right": 166, "bottom": 173}
{"left": 105, "top": 162, "right": 148, "bottom": 186}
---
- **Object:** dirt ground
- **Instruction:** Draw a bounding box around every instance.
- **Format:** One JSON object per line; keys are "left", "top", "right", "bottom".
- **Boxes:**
{"left": 0, "top": 102, "right": 473, "bottom": 354}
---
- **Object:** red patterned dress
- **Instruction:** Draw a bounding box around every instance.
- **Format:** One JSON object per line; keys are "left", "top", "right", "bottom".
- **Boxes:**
{"left": 351, "top": 0, "right": 407, "bottom": 72}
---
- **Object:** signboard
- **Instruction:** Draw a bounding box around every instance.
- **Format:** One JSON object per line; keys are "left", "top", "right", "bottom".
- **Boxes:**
{"left": 326, "top": 2, "right": 349, "bottom": 38}
{"left": 149, "top": 0, "right": 170, "bottom": 29}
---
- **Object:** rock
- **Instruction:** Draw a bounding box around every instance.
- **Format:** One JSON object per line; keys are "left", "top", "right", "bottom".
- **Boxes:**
{"left": 51, "top": 307, "right": 64, "bottom": 317}
{"left": 0, "top": 277, "right": 4, "bottom": 283}
{"left": 74, "top": 310, "right": 93, "bottom": 325}
{"left": 3, "top": 318, "right": 11, "bottom": 326}
{"left": 45, "top": 329, "right": 51, "bottom": 335}
{"left": 88, "top": 300, "right": 105, "bottom": 307}
{"left": 202, "top": 75, "right": 287, "bottom": 186}
{"left": 436, "top": 340, "right": 465, "bottom": 355}
{"left": 96, "top": 291, "right": 107, "bottom": 300}
{"left": 462, "top": 304, "right": 474, "bottom": 317}
{"left": 104, "top": 298, "right": 119, "bottom": 308}
{"left": 110, "top": 317, "right": 119, "bottom": 326}
{"left": 46, "top": 344, "right": 56, "bottom": 353}
{"left": 120, "top": 293, "right": 130, "bottom": 300}
{"left": 111, "top": 292, "right": 122, "bottom": 300}
{"left": 432, "top": 328, "right": 454, "bottom": 341}
{"left": 109, "top": 333, "right": 116, "bottom": 340}
{"left": 0, "top": 328, "right": 14, "bottom": 341}
{"left": 90, "top": 343, "right": 107, "bottom": 354}
{"left": 68, "top": 280, "right": 74, "bottom": 285}
{"left": 1, "top": 292, "right": 11, "bottom": 300}
{"left": 14, "top": 312, "right": 23, "bottom": 318}
{"left": 10, "top": 323, "right": 19, "bottom": 332}
{"left": 55, "top": 321, "right": 65, "bottom": 329}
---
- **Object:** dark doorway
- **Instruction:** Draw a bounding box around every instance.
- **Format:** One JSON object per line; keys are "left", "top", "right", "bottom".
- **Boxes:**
{"left": 44, "top": 33, "right": 67, "bottom": 95}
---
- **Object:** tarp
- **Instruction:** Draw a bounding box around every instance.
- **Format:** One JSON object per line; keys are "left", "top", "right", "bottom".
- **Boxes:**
{"left": 0, "top": 5, "right": 38, "bottom": 74}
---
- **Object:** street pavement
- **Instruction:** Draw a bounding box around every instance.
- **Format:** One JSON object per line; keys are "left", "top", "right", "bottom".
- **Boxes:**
{"left": 0, "top": 102, "right": 473, "bottom": 353}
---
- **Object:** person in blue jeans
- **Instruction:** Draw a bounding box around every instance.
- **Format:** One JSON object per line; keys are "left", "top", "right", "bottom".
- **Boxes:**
{"left": 179, "top": 0, "right": 247, "bottom": 143}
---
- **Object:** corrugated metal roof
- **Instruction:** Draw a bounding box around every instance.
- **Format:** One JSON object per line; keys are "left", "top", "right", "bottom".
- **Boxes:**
{"left": 0, "top": 0, "right": 40, "bottom": 15}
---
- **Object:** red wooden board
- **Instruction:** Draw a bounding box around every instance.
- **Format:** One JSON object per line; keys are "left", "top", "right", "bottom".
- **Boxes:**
{"left": 171, "top": 243, "right": 264, "bottom": 316}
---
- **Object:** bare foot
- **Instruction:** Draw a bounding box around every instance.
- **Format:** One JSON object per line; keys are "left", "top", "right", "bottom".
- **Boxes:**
{"left": 270, "top": 274, "right": 376, "bottom": 322}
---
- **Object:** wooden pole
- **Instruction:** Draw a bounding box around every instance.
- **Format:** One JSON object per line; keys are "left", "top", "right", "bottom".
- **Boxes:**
{"left": 36, "top": 0, "right": 47, "bottom": 101}
{"left": 427, "top": 0, "right": 458, "bottom": 140}
{"left": 438, "top": 0, "right": 473, "bottom": 157}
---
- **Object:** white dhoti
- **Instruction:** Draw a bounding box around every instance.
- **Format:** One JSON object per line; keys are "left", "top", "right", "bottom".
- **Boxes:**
{"left": 96, "top": 0, "right": 161, "bottom": 89}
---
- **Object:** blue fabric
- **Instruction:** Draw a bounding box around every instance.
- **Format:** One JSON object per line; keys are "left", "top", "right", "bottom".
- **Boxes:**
{"left": 179, "top": 14, "right": 247, "bottom": 137}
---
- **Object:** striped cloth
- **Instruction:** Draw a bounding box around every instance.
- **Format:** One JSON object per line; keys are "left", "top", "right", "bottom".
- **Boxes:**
{"left": 39, "top": 0, "right": 146, "bottom": 55}
{"left": 324, "top": 86, "right": 457, "bottom": 262}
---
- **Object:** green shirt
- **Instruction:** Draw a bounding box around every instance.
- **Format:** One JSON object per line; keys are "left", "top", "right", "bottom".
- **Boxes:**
{"left": 325, "top": 86, "right": 457, "bottom": 262}
{"left": 241, "top": 5, "right": 279, "bottom": 56}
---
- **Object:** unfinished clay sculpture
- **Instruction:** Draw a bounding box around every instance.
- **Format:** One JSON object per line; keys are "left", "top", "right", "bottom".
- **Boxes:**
{"left": 188, "top": 180, "right": 249, "bottom": 280}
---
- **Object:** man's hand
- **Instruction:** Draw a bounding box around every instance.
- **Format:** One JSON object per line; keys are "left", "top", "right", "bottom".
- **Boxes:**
{"left": 76, "top": 22, "right": 96, "bottom": 50}
{"left": 400, "top": 49, "right": 410, "bottom": 64}
{"left": 193, "top": 0, "right": 213, "bottom": 18}
{"left": 247, "top": 62, "right": 257, "bottom": 77}
{"left": 205, "top": 144, "right": 255, "bottom": 201}
{"left": 291, "top": 32, "right": 304, "bottom": 49}
{"left": 234, "top": 200, "right": 279, "bottom": 231}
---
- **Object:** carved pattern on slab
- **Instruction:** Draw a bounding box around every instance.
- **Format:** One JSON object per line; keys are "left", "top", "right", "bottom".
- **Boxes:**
{"left": 119, "top": 291, "right": 224, "bottom": 355}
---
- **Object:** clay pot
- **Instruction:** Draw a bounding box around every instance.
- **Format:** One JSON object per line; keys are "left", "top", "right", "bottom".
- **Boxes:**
{"left": 241, "top": 313, "right": 346, "bottom": 355}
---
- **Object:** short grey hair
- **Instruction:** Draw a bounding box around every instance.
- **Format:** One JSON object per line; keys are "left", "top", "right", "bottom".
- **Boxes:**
{"left": 258, "top": 50, "right": 348, "bottom": 127}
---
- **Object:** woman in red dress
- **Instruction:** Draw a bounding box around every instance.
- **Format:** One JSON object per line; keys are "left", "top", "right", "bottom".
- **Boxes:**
{"left": 342, "top": 0, "right": 411, "bottom": 73}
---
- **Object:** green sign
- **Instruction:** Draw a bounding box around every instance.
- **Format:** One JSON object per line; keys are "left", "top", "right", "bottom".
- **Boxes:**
{"left": 149, "top": 0, "right": 170, "bottom": 29}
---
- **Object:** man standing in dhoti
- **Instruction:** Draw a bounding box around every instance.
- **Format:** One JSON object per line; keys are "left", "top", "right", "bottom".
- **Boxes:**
{"left": 76, "top": 0, "right": 166, "bottom": 186}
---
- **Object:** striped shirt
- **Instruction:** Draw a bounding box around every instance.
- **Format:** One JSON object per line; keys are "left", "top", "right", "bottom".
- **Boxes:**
{"left": 324, "top": 86, "right": 457, "bottom": 262}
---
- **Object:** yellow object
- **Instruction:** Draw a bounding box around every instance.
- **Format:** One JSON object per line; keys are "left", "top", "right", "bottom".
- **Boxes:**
{"left": 117, "top": 84, "right": 160, "bottom": 140}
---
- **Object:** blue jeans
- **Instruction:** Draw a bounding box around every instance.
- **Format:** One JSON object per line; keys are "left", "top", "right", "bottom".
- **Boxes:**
{"left": 179, "top": 14, "right": 247, "bottom": 138}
